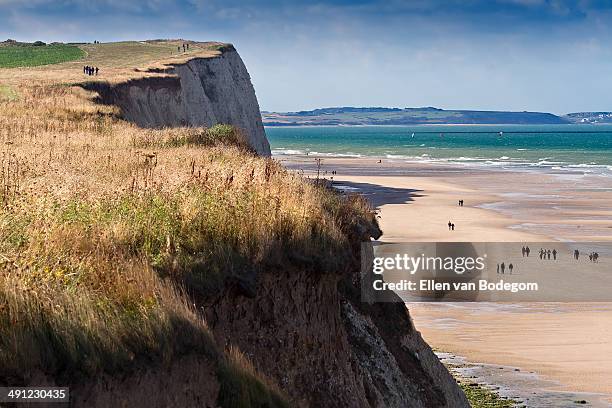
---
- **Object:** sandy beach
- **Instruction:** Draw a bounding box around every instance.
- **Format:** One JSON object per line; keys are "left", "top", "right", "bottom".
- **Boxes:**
{"left": 279, "top": 154, "right": 612, "bottom": 405}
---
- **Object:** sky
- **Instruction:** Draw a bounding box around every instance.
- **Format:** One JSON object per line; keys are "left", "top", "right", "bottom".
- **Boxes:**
{"left": 2, "top": 0, "right": 612, "bottom": 113}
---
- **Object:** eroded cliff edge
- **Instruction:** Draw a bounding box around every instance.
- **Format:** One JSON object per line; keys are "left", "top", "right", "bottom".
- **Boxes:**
{"left": 88, "top": 45, "right": 271, "bottom": 156}
{"left": 71, "top": 44, "right": 468, "bottom": 406}
{"left": 204, "top": 219, "right": 469, "bottom": 408}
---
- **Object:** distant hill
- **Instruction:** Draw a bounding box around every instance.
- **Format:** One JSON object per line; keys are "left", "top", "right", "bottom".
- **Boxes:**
{"left": 564, "top": 112, "right": 612, "bottom": 124}
{"left": 262, "top": 107, "right": 570, "bottom": 126}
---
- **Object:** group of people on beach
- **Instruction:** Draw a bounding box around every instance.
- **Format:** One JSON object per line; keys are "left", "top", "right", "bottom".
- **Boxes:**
{"left": 520, "top": 247, "right": 600, "bottom": 262}
{"left": 572, "top": 249, "right": 599, "bottom": 262}
{"left": 458, "top": 199, "right": 464, "bottom": 206}
{"left": 83, "top": 66, "right": 99, "bottom": 76}
{"left": 497, "top": 262, "right": 514, "bottom": 274}
{"left": 539, "top": 248, "right": 557, "bottom": 260}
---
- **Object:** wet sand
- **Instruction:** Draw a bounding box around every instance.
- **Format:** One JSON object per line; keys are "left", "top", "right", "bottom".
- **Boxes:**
{"left": 278, "top": 155, "right": 612, "bottom": 405}
{"left": 413, "top": 303, "right": 612, "bottom": 397}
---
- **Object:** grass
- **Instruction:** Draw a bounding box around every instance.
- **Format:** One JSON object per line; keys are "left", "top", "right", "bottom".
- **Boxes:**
{"left": 217, "top": 347, "right": 289, "bottom": 408}
{"left": 0, "top": 57, "right": 376, "bottom": 403}
{"left": 0, "top": 84, "right": 17, "bottom": 101}
{"left": 0, "top": 44, "right": 85, "bottom": 68}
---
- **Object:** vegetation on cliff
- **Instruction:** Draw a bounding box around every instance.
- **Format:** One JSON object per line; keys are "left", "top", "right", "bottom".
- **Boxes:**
{"left": 0, "top": 66, "right": 374, "bottom": 404}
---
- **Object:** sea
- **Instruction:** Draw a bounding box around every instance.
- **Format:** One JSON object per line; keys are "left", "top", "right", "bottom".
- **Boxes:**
{"left": 266, "top": 125, "right": 612, "bottom": 178}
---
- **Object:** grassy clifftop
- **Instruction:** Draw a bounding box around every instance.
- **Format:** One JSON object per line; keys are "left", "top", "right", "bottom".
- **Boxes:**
{"left": 0, "top": 40, "right": 232, "bottom": 88}
{"left": 0, "top": 41, "right": 375, "bottom": 404}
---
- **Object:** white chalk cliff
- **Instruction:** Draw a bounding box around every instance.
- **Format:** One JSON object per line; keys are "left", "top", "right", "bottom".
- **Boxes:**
{"left": 98, "top": 46, "right": 270, "bottom": 156}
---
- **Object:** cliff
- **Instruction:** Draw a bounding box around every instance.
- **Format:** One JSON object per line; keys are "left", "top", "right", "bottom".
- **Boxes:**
{"left": 0, "top": 41, "right": 467, "bottom": 407}
{"left": 204, "top": 227, "right": 470, "bottom": 407}
{"left": 87, "top": 45, "right": 271, "bottom": 155}
{"left": 72, "top": 45, "right": 467, "bottom": 407}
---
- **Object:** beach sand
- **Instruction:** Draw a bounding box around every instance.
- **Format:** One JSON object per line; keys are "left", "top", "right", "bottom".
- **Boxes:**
{"left": 410, "top": 302, "right": 612, "bottom": 396}
{"left": 279, "top": 155, "right": 612, "bottom": 403}
{"left": 334, "top": 173, "right": 541, "bottom": 242}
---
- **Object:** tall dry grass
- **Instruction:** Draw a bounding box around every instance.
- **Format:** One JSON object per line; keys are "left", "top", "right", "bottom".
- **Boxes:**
{"left": 0, "top": 82, "right": 375, "bottom": 390}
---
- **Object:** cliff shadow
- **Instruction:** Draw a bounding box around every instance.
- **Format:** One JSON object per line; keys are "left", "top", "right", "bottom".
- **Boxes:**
{"left": 78, "top": 76, "right": 185, "bottom": 128}
{"left": 330, "top": 180, "right": 425, "bottom": 208}
{"left": 79, "top": 76, "right": 181, "bottom": 107}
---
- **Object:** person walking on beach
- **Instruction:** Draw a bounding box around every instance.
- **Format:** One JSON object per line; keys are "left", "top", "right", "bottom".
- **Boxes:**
{"left": 574, "top": 249, "right": 580, "bottom": 260}
{"left": 95, "top": 67, "right": 99, "bottom": 75}
{"left": 522, "top": 246, "right": 526, "bottom": 257}
{"left": 540, "top": 248, "right": 544, "bottom": 260}
{"left": 501, "top": 262, "right": 505, "bottom": 274}
{"left": 547, "top": 250, "right": 551, "bottom": 260}
{"left": 448, "top": 221, "right": 452, "bottom": 231}
{"left": 497, "top": 264, "right": 500, "bottom": 274}
{"left": 552, "top": 249, "right": 557, "bottom": 260}
{"left": 451, "top": 223, "right": 455, "bottom": 231}
{"left": 526, "top": 246, "right": 530, "bottom": 257}
{"left": 509, "top": 263, "right": 513, "bottom": 274}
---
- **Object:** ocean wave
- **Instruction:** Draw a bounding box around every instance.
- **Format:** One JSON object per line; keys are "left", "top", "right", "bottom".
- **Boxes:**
{"left": 308, "top": 151, "right": 363, "bottom": 158}
{"left": 531, "top": 160, "right": 566, "bottom": 166}
{"left": 271, "top": 147, "right": 612, "bottom": 177}
{"left": 333, "top": 185, "right": 360, "bottom": 192}
{"left": 272, "top": 149, "right": 306, "bottom": 155}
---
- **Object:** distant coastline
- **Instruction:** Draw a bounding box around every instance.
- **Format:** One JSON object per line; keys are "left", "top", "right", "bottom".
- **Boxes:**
{"left": 262, "top": 107, "right": 612, "bottom": 126}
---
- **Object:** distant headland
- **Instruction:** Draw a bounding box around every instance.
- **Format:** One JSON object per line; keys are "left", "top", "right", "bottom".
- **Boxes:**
{"left": 262, "top": 106, "right": 612, "bottom": 126}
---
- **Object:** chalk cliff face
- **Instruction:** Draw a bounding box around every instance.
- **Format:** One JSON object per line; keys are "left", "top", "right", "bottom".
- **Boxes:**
{"left": 96, "top": 47, "right": 271, "bottom": 156}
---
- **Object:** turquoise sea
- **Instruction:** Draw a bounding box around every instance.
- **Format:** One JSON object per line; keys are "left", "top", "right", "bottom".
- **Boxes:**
{"left": 266, "top": 125, "right": 612, "bottom": 176}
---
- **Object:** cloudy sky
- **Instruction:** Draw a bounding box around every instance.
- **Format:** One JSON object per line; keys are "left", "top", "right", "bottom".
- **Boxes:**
{"left": 2, "top": 0, "right": 612, "bottom": 113}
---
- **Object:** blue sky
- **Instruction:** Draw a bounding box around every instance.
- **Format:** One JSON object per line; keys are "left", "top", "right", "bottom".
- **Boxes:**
{"left": 2, "top": 0, "right": 612, "bottom": 113}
